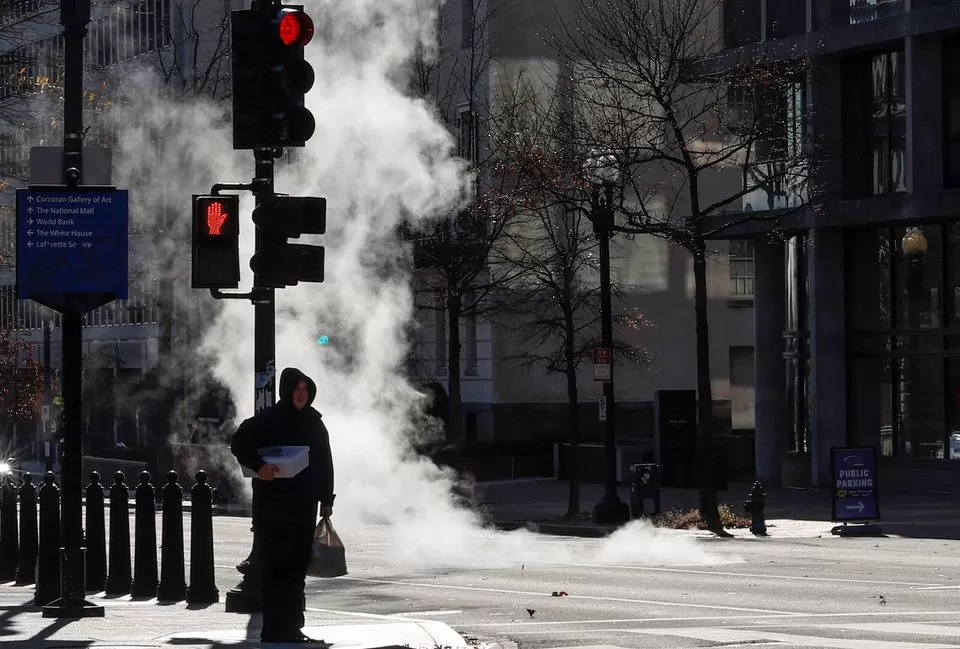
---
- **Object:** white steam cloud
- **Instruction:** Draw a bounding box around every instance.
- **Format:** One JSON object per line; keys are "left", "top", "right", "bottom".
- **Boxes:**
{"left": 107, "top": 0, "right": 722, "bottom": 569}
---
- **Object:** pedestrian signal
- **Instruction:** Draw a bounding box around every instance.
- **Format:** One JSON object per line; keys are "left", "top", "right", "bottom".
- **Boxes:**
{"left": 192, "top": 194, "right": 240, "bottom": 289}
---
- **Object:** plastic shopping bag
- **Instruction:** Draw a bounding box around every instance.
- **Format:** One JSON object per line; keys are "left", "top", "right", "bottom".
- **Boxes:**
{"left": 307, "top": 517, "right": 348, "bottom": 578}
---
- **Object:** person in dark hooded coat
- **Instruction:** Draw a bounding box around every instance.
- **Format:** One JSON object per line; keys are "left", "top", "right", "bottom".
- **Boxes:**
{"left": 231, "top": 367, "right": 335, "bottom": 644}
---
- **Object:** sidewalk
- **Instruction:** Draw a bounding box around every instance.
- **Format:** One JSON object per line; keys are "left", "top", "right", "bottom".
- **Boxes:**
{"left": 475, "top": 478, "right": 960, "bottom": 539}
{"left": 0, "top": 587, "right": 467, "bottom": 649}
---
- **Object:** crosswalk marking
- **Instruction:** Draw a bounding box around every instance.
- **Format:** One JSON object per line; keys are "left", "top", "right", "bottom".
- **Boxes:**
{"left": 626, "top": 624, "right": 960, "bottom": 648}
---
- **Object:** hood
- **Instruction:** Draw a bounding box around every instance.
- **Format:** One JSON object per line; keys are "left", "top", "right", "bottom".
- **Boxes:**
{"left": 277, "top": 367, "right": 317, "bottom": 409}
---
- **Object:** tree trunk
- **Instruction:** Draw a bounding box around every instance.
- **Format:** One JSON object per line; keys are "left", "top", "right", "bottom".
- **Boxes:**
{"left": 446, "top": 287, "right": 464, "bottom": 449}
{"left": 563, "top": 310, "right": 581, "bottom": 520}
{"left": 692, "top": 239, "right": 727, "bottom": 535}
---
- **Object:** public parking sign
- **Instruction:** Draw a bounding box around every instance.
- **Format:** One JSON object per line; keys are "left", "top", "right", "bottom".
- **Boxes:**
{"left": 16, "top": 188, "right": 129, "bottom": 299}
{"left": 831, "top": 447, "right": 880, "bottom": 522}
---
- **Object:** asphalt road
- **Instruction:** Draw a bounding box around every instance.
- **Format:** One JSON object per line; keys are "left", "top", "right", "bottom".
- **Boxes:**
{"left": 207, "top": 515, "right": 960, "bottom": 649}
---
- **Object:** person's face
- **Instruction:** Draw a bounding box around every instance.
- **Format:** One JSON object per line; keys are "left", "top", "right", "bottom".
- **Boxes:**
{"left": 293, "top": 380, "right": 309, "bottom": 410}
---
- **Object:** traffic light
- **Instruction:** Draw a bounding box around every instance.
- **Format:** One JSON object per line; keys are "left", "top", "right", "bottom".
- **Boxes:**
{"left": 231, "top": 10, "right": 263, "bottom": 150}
{"left": 231, "top": 5, "right": 316, "bottom": 150}
{"left": 192, "top": 194, "right": 240, "bottom": 289}
{"left": 250, "top": 196, "right": 326, "bottom": 287}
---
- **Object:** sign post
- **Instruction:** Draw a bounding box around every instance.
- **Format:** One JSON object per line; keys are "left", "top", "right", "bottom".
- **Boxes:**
{"left": 830, "top": 446, "right": 883, "bottom": 537}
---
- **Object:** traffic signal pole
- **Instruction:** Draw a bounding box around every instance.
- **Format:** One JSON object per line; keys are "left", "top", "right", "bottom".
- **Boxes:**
{"left": 223, "top": 147, "right": 280, "bottom": 613}
{"left": 253, "top": 148, "right": 278, "bottom": 416}
{"left": 217, "top": 2, "right": 323, "bottom": 613}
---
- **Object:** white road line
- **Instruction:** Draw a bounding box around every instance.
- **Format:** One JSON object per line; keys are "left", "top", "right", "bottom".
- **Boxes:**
{"left": 304, "top": 607, "right": 412, "bottom": 621}
{"left": 337, "top": 576, "right": 800, "bottom": 616}
{"left": 393, "top": 610, "right": 464, "bottom": 617}
{"left": 628, "top": 626, "right": 959, "bottom": 649}
{"left": 466, "top": 611, "right": 960, "bottom": 629}
{"left": 815, "top": 622, "right": 960, "bottom": 637}
{"left": 550, "top": 564, "right": 943, "bottom": 588}
{"left": 911, "top": 585, "right": 960, "bottom": 591}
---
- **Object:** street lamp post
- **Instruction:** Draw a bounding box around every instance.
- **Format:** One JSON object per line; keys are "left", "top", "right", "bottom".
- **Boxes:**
{"left": 584, "top": 152, "right": 630, "bottom": 526}
{"left": 901, "top": 226, "right": 928, "bottom": 457}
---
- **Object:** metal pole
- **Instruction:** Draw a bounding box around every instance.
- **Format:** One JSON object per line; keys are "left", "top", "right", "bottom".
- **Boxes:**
{"left": 253, "top": 148, "right": 277, "bottom": 419}
{"left": 61, "top": 0, "right": 86, "bottom": 180}
{"left": 42, "top": 0, "right": 103, "bottom": 618}
{"left": 592, "top": 184, "right": 629, "bottom": 526}
{"left": 43, "top": 320, "right": 52, "bottom": 471}
{"left": 224, "top": 147, "right": 278, "bottom": 613}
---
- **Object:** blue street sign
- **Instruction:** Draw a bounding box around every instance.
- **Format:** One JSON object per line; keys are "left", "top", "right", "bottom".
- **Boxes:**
{"left": 16, "top": 189, "right": 129, "bottom": 299}
{"left": 831, "top": 447, "right": 880, "bottom": 522}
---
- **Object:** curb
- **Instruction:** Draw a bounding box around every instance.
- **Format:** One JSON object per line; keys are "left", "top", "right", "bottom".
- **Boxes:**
{"left": 465, "top": 632, "right": 520, "bottom": 649}
{"left": 492, "top": 519, "right": 616, "bottom": 538}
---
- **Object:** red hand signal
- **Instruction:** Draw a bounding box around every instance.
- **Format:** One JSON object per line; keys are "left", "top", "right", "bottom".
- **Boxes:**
{"left": 206, "top": 201, "right": 228, "bottom": 236}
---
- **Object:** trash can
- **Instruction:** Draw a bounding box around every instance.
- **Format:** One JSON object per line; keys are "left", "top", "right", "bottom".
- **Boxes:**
{"left": 630, "top": 463, "right": 661, "bottom": 519}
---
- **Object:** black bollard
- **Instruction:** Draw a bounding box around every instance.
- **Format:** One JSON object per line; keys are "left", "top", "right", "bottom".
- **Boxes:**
{"left": 186, "top": 470, "right": 219, "bottom": 604}
{"left": 0, "top": 473, "right": 19, "bottom": 581}
{"left": 744, "top": 479, "right": 768, "bottom": 537}
{"left": 105, "top": 472, "right": 131, "bottom": 596}
{"left": 84, "top": 472, "right": 107, "bottom": 592}
{"left": 157, "top": 471, "right": 186, "bottom": 602}
{"left": 35, "top": 472, "right": 60, "bottom": 606}
{"left": 130, "top": 471, "right": 158, "bottom": 598}
{"left": 15, "top": 474, "right": 38, "bottom": 586}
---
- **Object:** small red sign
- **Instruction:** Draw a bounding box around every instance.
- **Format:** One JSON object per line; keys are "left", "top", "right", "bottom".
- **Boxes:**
{"left": 593, "top": 348, "right": 611, "bottom": 365}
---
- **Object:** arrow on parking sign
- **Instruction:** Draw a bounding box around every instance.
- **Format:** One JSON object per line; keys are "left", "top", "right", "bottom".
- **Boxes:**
{"left": 845, "top": 501, "right": 865, "bottom": 513}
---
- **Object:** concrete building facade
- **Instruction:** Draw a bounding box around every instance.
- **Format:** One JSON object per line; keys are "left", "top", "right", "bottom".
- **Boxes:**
{"left": 409, "top": 0, "right": 764, "bottom": 475}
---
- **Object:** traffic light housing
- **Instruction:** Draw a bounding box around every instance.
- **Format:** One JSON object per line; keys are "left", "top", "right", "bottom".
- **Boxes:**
{"left": 192, "top": 194, "right": 240, "bottom": 289}
{"left": 250, "top": 196, "right": 326, "bottom": 287}
{"left": 231, "top": 5, "right": 316, "bottom": 150}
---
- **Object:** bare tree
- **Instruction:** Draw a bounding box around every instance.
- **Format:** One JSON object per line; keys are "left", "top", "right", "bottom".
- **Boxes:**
{"left": 154, "top": 0, "right": 232, "bottom": 102}
{"left": 488, "top": 122, "right": 651, "bottom": 517}
{"left": 406, "top": 0, "right": 532, "bottom": 449}
{"left": 539, "top": 0, "right": 809, "bottom": 533}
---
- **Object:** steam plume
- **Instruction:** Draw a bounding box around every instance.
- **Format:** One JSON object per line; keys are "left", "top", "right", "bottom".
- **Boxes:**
{"left": 107, "top": 0, "right": 723, "bottom": 569}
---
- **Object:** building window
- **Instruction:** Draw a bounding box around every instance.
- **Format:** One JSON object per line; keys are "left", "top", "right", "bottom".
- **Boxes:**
{"left": 870, "top": 50, "right": 907, "bottom": 195}
{"left": 730, "top": 346, "right": 756, "bottom": 430}
{"left": 943, "top": 35, "right": 960, "bottom": 188}
{"left": 460, "top": 0, "right": 473, "bottom": 49}
{"left": 842, "top": 49, "right": 907, "bottom": 198}
{"left": 465, "top": 291, "right": 477, "bottom": 376}
{"left": 766, "top": 0, "right": 806, "bottom": 40}
{"left": 435, "top": 294, "right": 447, "bottom": 376}
{"left": 729, "top": 240, "right": 755, "bottom": 297}
{"left": 457, "top": 106, "right": 478, "bottom": 163}
{"left": 846, "top": 223, "right": 960, "bottom": 460}
{"left": 784, "top": 235, "right": 809, "bottom": 454}
{"left": 722, "top": 0, "right": 761, "bottom": 49}
{"left": 849, "top": 0, "right": 904, "bottom": 25}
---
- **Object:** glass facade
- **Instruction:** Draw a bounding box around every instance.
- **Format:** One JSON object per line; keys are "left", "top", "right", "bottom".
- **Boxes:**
{"left": 784, "top": 236, "right": 809, "bottom": 454}
{"left": 848, "top": 224, "right": 960, "bottom": 460}
{"left": 842, "top": 49, "right": 907, "bottom": 198}
{"left": 849, "top": 0, "right": 905, "bottom": 25}
{"left": 944, "top": 35, "right": 960, "bottom": 188}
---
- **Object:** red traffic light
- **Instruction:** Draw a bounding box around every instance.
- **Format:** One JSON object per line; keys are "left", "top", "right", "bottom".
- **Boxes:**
{"left": 206, "top": 200, "right": 229, "bottom": 236}
{"left": 278, "top": 10, "right": 314, "bottom": 47}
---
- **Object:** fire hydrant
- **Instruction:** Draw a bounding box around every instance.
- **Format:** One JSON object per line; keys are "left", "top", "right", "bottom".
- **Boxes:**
{"left": 743, "top": 479, "right": 768, "bottom": 536}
